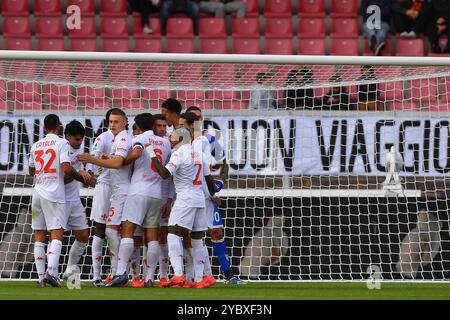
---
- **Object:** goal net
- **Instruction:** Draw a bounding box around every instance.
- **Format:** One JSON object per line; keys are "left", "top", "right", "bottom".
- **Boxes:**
{"left": 0, "top": 52, "right": 449, "bottom": 282}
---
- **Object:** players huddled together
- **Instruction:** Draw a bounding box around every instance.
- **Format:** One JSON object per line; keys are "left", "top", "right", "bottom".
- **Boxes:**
{"left": 28, "top": 98, "right": 246, "bottom": 289}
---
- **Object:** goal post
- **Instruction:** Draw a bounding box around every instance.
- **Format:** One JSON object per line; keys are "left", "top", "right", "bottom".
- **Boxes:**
{"left": 0, "top": 51, "right": 450, "bottom": 281}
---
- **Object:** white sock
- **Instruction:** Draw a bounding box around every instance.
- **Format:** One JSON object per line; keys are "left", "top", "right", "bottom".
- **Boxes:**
{"left": 130, "top": 246, "right": 141, "bottom": 280}
{"left": 184, "top": 247, "right": 194, "bottom": 282}
{"left": 116, "top": 237, "right": 134, "bottom": 276}
{"left": 91, "top": 236, "right": 104, "bottom": 280}
{"left": 34, "top": 242, "right": 46, "bottom": 281}
{"left": 203, "top": 244, "right": 213, "bottom": 277}
{"left": 191, "top": 239, "right": 205, "bottom": 283}
{"left": 105, "top": 228, "right": 121, "bottom": 276}
{"left": 65, "top": 240, "right": 87, "bottom": 275}
{"left": 143, "top": 245, "right": 148, "bottom": 279}
{"left": 167, "top": 233, "right": 184, "bottom": 276}
{"left": 145, "top": 241, "right": 160, "bottom": 282}
{"left": 159, "top": 243, "right": 169, "bottom": 279}
{"left": 47, "top": 239, "right": 62, "bottom": 277}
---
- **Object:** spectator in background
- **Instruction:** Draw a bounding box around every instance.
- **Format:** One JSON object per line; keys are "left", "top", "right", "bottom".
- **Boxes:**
{"left": 285, "top": 66, "right": 315, "bottom": 109}
{"left": 128, "top": 0, "right": 161, "bottom": 34}
{"left": 426, "top": 0, "right": 450, "bottom": 53}
{"left": 161, "top": 0, "right": 200, "bottom": 34}
{"left": 357, "top": 65, "right": 380, "bottom": 111}
{"left": 249, "top": 72, "right": 277, "bottom": 110}
{"left": 321, "top": 74, "right": 352, "bottom": 111}
{"left": 199, "top": 0, "right": 246, "bottom": 18}
{"left": 391, "top": 0, "right": 431, "bottom": 37}
{"left": 361, "top": 0, "right": 392, "bottom": 56}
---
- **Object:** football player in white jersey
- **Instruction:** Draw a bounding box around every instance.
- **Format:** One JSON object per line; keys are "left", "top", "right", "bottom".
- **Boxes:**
{"left": 86, "top": 109, "right": 115, "bottom": 286}
{"left": 61, "top": 120, "right": 92, "bottom": 280}
{"left": 107, "top": 113, "right": 172, "bottom": 287}
{"left": 78, "top": 108, "right": 133, "bottom": 284}
{"left": 186, "top": 106, "right": 246, "bottom": 285}
{"left": 148, "top": 125, "right": 216, "bottom": 288}
{"left": 152, "top": 114, "right": 175, "bottom": 287}
{"left": 29, "top": 114, "right": 91, "bottom": 287}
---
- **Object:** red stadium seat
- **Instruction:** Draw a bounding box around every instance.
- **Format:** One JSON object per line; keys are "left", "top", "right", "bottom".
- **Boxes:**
{"left": 35, "top": 17, "right": 63, "bottom": 38}
{"left": 232, "top": 38, "right": 260, "bottom": 54}
{"left": 396, "top": 38, "right": 425, "bottom": 56}
{"left": 240, "top": 0, "right": 259, "bottom": 17}
{"left": 67, "top": 0, "right": 95, "bottom": 16}
{"left": 2, "top": 17, "right": 31, "bottom": 37}
{"left": 141, "top": 63, "right": 171, "bottom": 108}
{"left": 34, "top": 0, "right": 61, "bottom": 16}
{"left": 265, "top": 18, "right": 293, "bottom": 38}
{"left": 298, "top": 0, "right": 326, "bottom": 17}
{"left": 166, "top": 17, "right": 194, "bottom": 38}
{"left": 363, "top": 37, "right": 392, "bottom": 56}
{"left": 3, "top": 37, "right": 32, "bottom": 50}
{"left": 174, "top": 63, "right": 205, "bottom": 100}
{"left": 8, "top": 63, "right": 41, "bottom": 110}
{"left": 74, "top": 62, "right": 110, "bottom": 109}
{"left": 199, "top": 18, "right": 226, "bottom": 38}
{"left": 232, "top": 18, "right": 260, "bottom": 38}
{"left": 68, "top": 17, "right": 96, "bottom": 38}
{"left": 298, "top": 38, "right": 326, "bottom": 55}
{"left": 428, "top": 37, "right": 450, "bottom": 57}
{"left": 298, "top": 18, "right": 326, "bottom": 37}
{"left": 166, "top": 38, "right": 195, "bottom": 53}
{"left": 391, "top": 102, "right": 417, "bottom": 111}
{"left": 330, "top": 18, "right": 359, "bottom": 38}
{"left": 102, "top": 38, "right": 129, "bottom": 52}
{"left": 42, "top": 62, "right": 76, "bottom": 109}
{"left": 440, "top": 76, "right": 450, "bottom": 103}
{"left": 330, "top": 38, "right": 359, "bottom": 55}
{"left": 379, "top": 81, "right": 404, "bottom": 102}
{"left": 199, "top": 38, "right": 228, "bottom": 54}
{"left": 70, "top": 38, "right": 98, "bottom": 51}
{"left": 109, "top": 65, "right": 143, "bottom": 109}
{"left": 264, "top": 0, "right": 292, "bottom": 17}
{"left": 409, "top": 77, "right": 438, "bottom": 103}
{"left": 134, "top": 38, "right": 163, "bottom": 53}
{"left": 265, "top": 38, "right": 293, "bottom": 55}
{"left": 100, "top": 0, "right": 127, "bottom": 16}
{"left": 207, "top": 64, "right": 238, "bottom": 100}
{"left": 1, "top": 0, "right": 28, "bottom": 16}
{"left": 133, "top": 17, "right": 161, "bottom": 38}
{"left": 240, "top": 64, "right": 270, "bottom": 85}
{"left": 330, "top": 0, "right": 358, "bottom": 17}
{"left": 37, "top": 38, "right": 65, "bottom": 51}
{"left": 100, "top": 17, "right": 128, "bottom": 38}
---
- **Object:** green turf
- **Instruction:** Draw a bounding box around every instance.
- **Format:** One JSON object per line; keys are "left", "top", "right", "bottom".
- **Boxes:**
{"left": 0, "top": 281, "right": 450, "bottom": 300}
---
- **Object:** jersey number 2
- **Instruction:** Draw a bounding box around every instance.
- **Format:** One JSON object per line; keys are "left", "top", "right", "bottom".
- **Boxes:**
{"left": 34, "top": 149, "right": 57, "bottom": 174}
{"left": 193, "top": 163, "right": 202, "bottom": 185}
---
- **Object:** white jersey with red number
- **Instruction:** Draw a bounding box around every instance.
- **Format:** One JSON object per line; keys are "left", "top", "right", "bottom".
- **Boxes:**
{"left": 165, "top": 143, "right": 211, "bottom": 208}
{"left": 127, "top": 130, "right": 171, "bottom": 199}
{"left": 110, "top": 129, "right": 133, "bottom": 195}
{"left": 65, "top": 145, "right": 83, "bottom": 202}
{"left": 90, "top": 130, "right": 114, "bottom": 185}
{"left": 193, "top": 136, "right": 214, "bottom": 199}
{"left": 29, "top": 133, "right": 71, "bottom": 204}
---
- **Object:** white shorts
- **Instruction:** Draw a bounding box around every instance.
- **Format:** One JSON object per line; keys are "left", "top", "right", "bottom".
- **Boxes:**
{"left": 134, "top": 226, "right": 143, "bottom": 237}
{"left": 107, "top": 192, "right": 127, "bottom": 226}
{"left": 65, "top": 200, "right": 88, "bottom": 231}
{"left": 168, "top": 198, "right": 207, "bottom": 232}
{"left": 31, "top": 191, "right": 67, "bottom": 231}
{"left": 122, "top": 194, "right": 162, "bottom": 229}
{"left": 90, "top": 183, "right": 112, "bottom": 224}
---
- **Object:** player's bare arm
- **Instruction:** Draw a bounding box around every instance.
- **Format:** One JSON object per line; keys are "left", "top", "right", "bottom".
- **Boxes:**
{"left": 28, "top": 166, "right": 35, "bottom": 176}
{"left": 150, "top": 155, "right": 171, "bottom": 179}
{"left": 78, "top": 153, "right": 125, "bottom": 169}
{"left": 124, "top": 146, "right": 142, "bottom": 165}
{"left": 61, "top": 162, "right": 89, "bottom": 184}
{"left": 205, "top": 174, "right": 216, "bottom": 198}
{"left": 219, "top": 159, "right": 229, "bottom": 183}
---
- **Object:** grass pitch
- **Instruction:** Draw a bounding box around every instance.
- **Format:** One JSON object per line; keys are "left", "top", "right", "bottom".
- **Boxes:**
{"left": 0, "top": 281, "right": 450, "bottom": 300}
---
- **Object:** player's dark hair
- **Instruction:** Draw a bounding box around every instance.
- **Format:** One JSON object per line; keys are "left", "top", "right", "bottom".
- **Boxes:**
{"left": 180, "top": 112, "right": 199, "bottom": 126}
{"left": 64, "top": 120, "right": 85, "bottom": 137}
{"left": 161, "top": 98, "right": 182, "bottom": 115}
{"left": 134, "top": 113, "right": 154, "bottom": 132}
{"left": 44, "top": 114, "right": 61, "bottom": 132}
{"left": 105, "top": 108, "right": 114, "bottom": 123}
{"left": 153, "top": 114, "right": 167, "bottom": 122}
{"left": 186, "top": 105, "right": 201, "bottom": 113}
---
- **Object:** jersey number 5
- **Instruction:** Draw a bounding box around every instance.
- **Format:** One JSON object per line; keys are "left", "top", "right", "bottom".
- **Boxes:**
{"left": 34, "top": 149, "right": 57, "bottom": 174}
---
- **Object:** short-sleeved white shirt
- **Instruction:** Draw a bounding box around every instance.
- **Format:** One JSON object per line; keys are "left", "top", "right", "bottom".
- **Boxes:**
{"left": 90, "top": 130, "right": 114, "bottom": 185}
{"left": 109, "top": 129, "right": 133, "bottom": 195}
{"left": 29, "top": 133, "right": 71, "bottom": 203}
{"left": 165, "top": 143, "right": 211, "bottom": 208}
{"left": 64, "top": 145, "right": 83, "bottom": 202}
{"left": 127, "top": 130, "right": 172, "bottom": 199}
